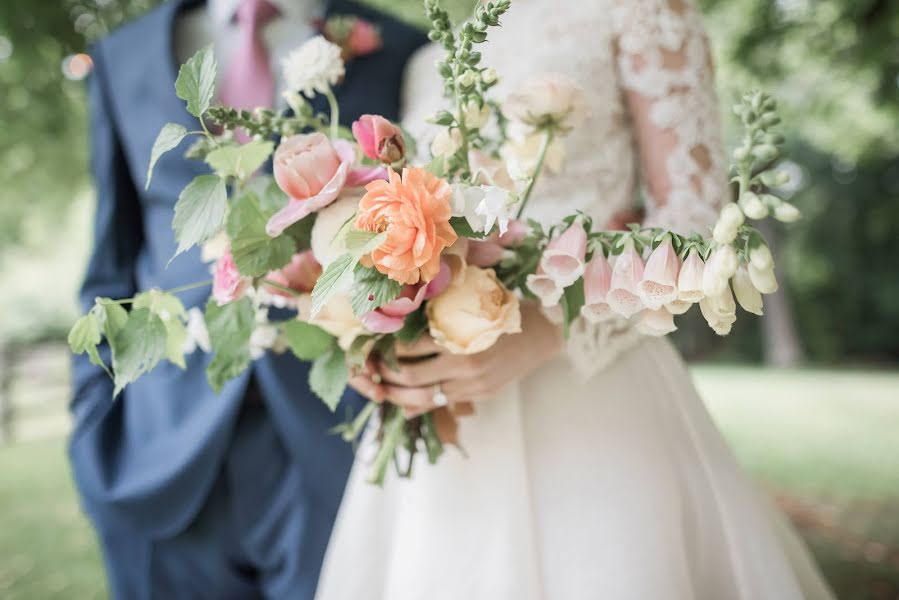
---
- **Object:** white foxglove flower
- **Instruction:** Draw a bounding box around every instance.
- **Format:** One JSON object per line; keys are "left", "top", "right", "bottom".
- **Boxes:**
{"left": 733, "top": 265, "right": 764, "bottom": 315}
{"left": 282, "top": 36, "right": 345, "bottom": 98}
{"left": 526, "top": 272, "right": 564, "bottom": 308}
{"left": 637, "top": 239, "right": 680, "bottom": 310}
{"left": 431, "top": 128, "right": 463, "bottom": 158}
{"left": 748, "top": 262, "right": 779, "bottom": 294}
{"left": 636, "top": 308, "right": 678, "bottom": 337}
{"left": 182, "top": 307, "right": 211, "bottom": 354}
{"left": 665, "top": 299, "right": 692, "bottom": 315}
{"left": 739, "top": 192, "right": 768, "bottom": 219}
{"left": 702, "top": 245, "right": 738, "bottom": 297}
{"left": 712, "top": 203, "right": 745, "bottom": 244}
{"left": 607, "top": 244, "right": 645, "bottom": 318}
{"left": 475, "top": 186, "right": 516, "bottom": 236}
{"left": 700, "top": 287, "right": 737, "bottom": 336}
{"left": 749, "top": 244, "right": 773, "bottom": 270}
{"left": 774, "top": 202, "right": 801, "bottom": 223}
{"left": 677, "top": 249, "right": 705, "bottom": 303}
{"left": 452, "top": 184, "right": 488, "bottom": 233}
{"left": 457, "top": 70, "right": 477, "bottom": 89}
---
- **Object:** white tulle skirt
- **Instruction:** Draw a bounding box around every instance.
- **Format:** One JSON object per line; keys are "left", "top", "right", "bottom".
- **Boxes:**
{"left": 316, "top": 338, "right": 834, "bottom": 599}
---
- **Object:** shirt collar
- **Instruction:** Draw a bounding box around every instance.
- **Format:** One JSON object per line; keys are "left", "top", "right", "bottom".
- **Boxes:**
{"left": 209, "top": 0, "right": 324, "bottom": 27}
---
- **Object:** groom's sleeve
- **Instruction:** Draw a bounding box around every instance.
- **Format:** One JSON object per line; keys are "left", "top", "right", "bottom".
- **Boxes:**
{"left": 70, "top": 44, "right": 144, "bottom": 427}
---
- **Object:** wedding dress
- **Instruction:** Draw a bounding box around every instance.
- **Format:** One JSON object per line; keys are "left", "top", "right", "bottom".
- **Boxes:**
{"left": 316, "top": 0, "right": 834, "bottom": 598}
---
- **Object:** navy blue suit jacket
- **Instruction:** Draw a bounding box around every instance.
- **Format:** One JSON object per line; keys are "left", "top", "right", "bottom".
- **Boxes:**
{"left": 70, "top": 0, "right": 427, "bottom": 539}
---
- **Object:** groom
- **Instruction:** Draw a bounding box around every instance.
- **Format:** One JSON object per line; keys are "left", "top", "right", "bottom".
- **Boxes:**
{"left": 69, "top": 0, "right": 426, "bottom": 598}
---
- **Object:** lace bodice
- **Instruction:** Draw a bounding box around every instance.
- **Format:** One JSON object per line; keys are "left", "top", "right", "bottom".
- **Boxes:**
{"left": 401, "top": 0, "right": 729, "bottom": 377}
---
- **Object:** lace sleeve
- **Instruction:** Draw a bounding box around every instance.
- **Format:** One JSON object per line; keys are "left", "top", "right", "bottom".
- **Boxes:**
{"left": 613, "top": 0, "right": 728, "bottom": 235}
{"left": 565, "top": 0, "right": 729, "bottom": 380}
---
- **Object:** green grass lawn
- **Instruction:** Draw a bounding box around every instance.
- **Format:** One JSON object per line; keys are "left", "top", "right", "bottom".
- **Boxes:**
{"left": 0, "top": 366, "right": 897, "bottom": 599}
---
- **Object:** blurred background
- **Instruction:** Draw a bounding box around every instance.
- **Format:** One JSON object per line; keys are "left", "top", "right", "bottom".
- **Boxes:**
{"left": 0, "top": 0, "right": 897, "bottom": 598}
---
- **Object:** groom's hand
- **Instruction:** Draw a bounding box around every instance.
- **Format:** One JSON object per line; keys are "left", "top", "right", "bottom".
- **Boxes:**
{"left": 371, "top": 302, "right": 563, "bottom": 418}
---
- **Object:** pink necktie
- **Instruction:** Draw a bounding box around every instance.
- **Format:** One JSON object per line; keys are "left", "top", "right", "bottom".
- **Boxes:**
{"left": 219, "top": 0, "right": 280, "bottom": 142}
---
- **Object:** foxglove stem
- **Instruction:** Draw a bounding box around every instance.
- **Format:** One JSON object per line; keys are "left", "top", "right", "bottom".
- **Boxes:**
{"left": 107, "top": 279, "right": 214, "bottom": 304}
{"left": 515, "top": 129, "right": 554, "bottom": 219}
{"left": 261, "top": 279, "right": 304, "bottom": 297}
{"left": 340, "top": 400, "right": 379, "bottom": 443}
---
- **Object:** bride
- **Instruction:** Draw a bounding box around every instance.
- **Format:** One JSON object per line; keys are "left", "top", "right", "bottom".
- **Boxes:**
{"left": 317, "top": 0, "right": 834, "bottom": 598}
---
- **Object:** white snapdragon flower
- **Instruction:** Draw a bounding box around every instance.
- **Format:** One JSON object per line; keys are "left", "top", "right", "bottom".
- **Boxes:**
{"left": 462, "top": 101, "right": 491, "bottom": 129}
{"left": 475, "top": 186, "right": 516, "bottom": 235}
{"left": 282, "top": 36, "right": 345, "bottom": 98}
{"left": 451, "top": 183, "right": 487, "bottom": 233}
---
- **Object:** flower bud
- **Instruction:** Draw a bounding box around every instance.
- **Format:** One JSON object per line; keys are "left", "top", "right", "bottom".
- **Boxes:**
{"left": 760, "top": 170, "right": 790, "bottom": 187}
{"left": 748, "top": 263, "right": 779, "bottom": 294}
{"left": 739, "top": 192, "right": 768, "bottom": 219}
{"left": 481, "top": 67, "right": 498, "bottom": 85}
{"left": 752, "top": 144, "right": 779, "bottom": 162}
{"left": 702, "top": 245, "right": 738, "bottom": 297}
{"left": 457, "top": 70, "right": 477, "bottom": 89}
{"left": 733, "top": 147, "right": 749, "bottom": 162}
{"left": 713, "top": 203, "right": 744, "bottom": 244}
{"left": 732, "top": 265, "right": 763, "bottom": 315}
{"left": 773, "top": 202, "right": 801, "bottom": 223}
{"left": 462, "top": 100, "right": 490, "bottom": 129}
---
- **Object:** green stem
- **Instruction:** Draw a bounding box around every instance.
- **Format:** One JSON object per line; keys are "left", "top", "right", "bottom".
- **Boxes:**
{"left": 342, "top": 400, "right": 378, "bottom": 443}
{"left": 260, "top": 279, "right": 302, "bottom": 297}
{"left": 367, "top": 405, "right": 406, "bottom": 486}
{"left": 109, "top": 279, "right": 214, "bottom": 304}
{"left": 325, "top": 89, "right": 340, "bottom": 140}
{"left": 516, "top": 129, "right": 554, "bottom": 219}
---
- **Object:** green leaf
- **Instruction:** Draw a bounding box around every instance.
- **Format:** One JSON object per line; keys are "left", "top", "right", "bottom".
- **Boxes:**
{"left": 111, "top": 308, "right": 168, "bottom": 396}
{"left": 172, "top": 174, "right": 227, "bottom": 258}
{"left": 133, "top": 291, "right": 188, "bottom": 368}
{"left": 350, "top": 266, "right": 402, "bottom": 316}
{"left": 559, "top": 278, "right": 585, "bottom": 339}
{"left": 96, "top": 300, "right": 128, "bottom": 353}
{"left": 283, "top": 320, "right": 335, "bottom": 361}
{"left": 175, "top": 45, "right": 216, "bottom": 118}
{"left": 309, "top": 347, "right": 349, "bottom": 411}
{"left": 68, "top": 313, "right": 102, "bottom": 354}
{"left": 255, "top": 176, "right": 289, "bottom": 213}
{"left": 346, "top": 334, "right": 376, "bottom": 367}
{"left": 394, "top": 309, "right": 428, "bottom": 343}
{"left": 310, "top": 253, "right": 357, "bottom": 319}
{"left": 226, "top": 192, "right": 296, "bottom": 277}
{"left": 204, "top": 297, "right": 255, "bottom": 392}
{"left": 449, "top": 216, "right": 488, "bottom": 238}
{"left": 146, "top": 123, "right": 189, "bottom": 190}
{"left": 205, "top": 139, "right": 274, "bottom": 180}
{"left": 344, "top": 229, "right": 387, "bottom": 254}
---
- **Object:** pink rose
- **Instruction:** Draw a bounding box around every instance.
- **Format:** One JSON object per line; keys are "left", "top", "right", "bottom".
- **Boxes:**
{"left": 212, "top": 252, "right": 249, "bottom": 306}
{"left": 266, "top": 250, "right": 322, "bottom": 296}
{"left": 267, "top": 133, "right": 351, "bottom": 236}
{"left": 352, "top": 114, "right": 405, "bottom": 164}
{"left": 347, "top": 20, "right": 382, "bottom": 56}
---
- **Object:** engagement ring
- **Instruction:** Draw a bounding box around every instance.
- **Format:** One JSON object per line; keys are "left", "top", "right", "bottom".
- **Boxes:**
{"left": 432, "top": 384, "right": 449, "bottom": 407}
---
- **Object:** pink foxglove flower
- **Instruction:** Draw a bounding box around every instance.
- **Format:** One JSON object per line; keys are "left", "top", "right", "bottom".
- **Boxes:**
{"left": 498, "top": 219, "right": 531, "bottom": 247}
{"left": 526, "top": 267, "right": 564, "bottom": 308}
{"left": 748, "top": 262, "right": 779, "bottom": 294}
{"left": 701, "top": 245, "right": 738, "bottom": 298}
{"left": 607, "top": 243, "right": 645, "bottom": 318}
{"left": 733, "top": 265, "right": 763, "bottom": 315}
{"left": 699, "top": 287, "right": 737, "bottom": 336}
{"left": 212, "top": 252, "right": 250, "bottom": 306}
{"left": 351, "top": 114, "right": 405, "bottom": 164}
{"left": 636, "top": 308, "right": 678, "bottom": 337}
{"left": 361, "top": 284, "right": 428, "bottom": 334}
{"left": 677, "top": 249, "right": 705, "bottom": 303}
{"left": 540, "top": 221, "right": 587, "bottom": 288}
{"left": 581, "top": 253, "right": 614, "bottom": 324}
{"left": 637, "top": 238, "right": 680, "bottom": 310}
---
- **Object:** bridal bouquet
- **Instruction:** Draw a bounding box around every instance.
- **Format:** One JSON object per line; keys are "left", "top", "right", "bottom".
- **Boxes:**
{"left": 69, "top": 0, "right": 799, "bottom": 484}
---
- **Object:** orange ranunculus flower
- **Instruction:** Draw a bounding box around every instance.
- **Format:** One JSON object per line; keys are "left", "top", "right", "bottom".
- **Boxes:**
{"left": 354, "top": 167, "right": 457, "bottom": 285}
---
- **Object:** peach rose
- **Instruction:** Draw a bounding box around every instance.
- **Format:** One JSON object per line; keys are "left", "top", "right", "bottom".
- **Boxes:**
{"left": 426, "top": 266, "right": 521, "bottom": 355}
{"left": 354, "top": 167, "right": 457, "bottom": 285}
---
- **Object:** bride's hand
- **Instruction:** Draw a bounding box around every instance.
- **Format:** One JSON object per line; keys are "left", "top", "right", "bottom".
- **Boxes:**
{"left": 368, "top": 302, "right": 564, "bottom": 418}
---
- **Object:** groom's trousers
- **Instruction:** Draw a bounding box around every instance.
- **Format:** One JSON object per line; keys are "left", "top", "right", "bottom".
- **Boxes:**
{"left": 95, "top": 385, "right": 338, "bottom": 600}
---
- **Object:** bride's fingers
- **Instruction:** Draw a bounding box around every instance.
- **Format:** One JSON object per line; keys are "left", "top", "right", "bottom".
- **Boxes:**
{"left": 348, "top": 375, "right": 386, "bottom": 403}
{"left": 394, "top": 335, "right": 442, "bottom": 358}
{"left": 377, "top": 354, "right": 471, "bottom": 388}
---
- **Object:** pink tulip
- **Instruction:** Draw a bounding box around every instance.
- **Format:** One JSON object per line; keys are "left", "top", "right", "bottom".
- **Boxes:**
{"left": 635, "top": 308, "right": 678, "bottom": 337}
{"left": 467, "top": 238, "right": 505, "bottom": 267}
{"left": 540, "top": 221, "right": 587, "bottom": 287}
{"left": 581, "top": 253, "right": 614, "bottom": 324}
{"left": 347, "top": 19, "right": 382, "bottom": 56}
{"left": 267, "top": 133, "right": 350, "bottom": 236}
{"left": 361, "top": 284, "right": 427, "bottom": 334}
{"left": 266, "top": 250, "right": 322, "bottom": 296}
{"left": 352, "top": 114, "right": 405, "bottom": 164}
{"left": 637, "top": 239, "right": 680, "bottom": 310}
{"left": 526, "top": 267, "right": 564, "bottom": 308}
{"left": 498, "top": 219, "right": 531, "bottom": 247}
{"left": 212, "top": 252, "right": 249, "bottom": 306}
{"left": 607, "top": 243, "right": 645, "bottom": 318}
{"left": 677, "top": 249, "right": 705, "bottom": 303}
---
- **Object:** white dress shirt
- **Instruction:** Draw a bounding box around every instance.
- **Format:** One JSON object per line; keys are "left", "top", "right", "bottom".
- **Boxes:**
{"left": 175, "top": 0, "right": 324, "bottom": 106}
